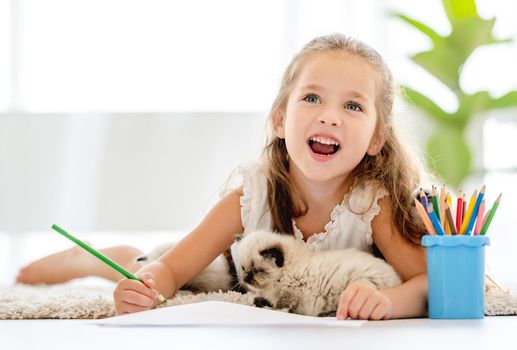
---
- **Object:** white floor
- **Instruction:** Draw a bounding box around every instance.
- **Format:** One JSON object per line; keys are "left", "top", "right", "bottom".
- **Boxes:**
{"left": 2, "top": 316, "right": 517, "bottom": 350}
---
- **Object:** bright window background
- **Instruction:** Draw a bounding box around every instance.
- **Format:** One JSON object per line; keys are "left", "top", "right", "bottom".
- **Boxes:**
{"left": 0, "top": 0, "right": 9, "bottom": 110}
{"left": 3, "top": 0, "right": 516, "bottom": 114}
{"left": 1, "top": 0, "right": 516, "bottom": 288}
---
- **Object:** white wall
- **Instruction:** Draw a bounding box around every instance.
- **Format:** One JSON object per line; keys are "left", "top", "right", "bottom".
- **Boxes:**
{"left": 0, "top": 113, "right": 265, "bottom": 233}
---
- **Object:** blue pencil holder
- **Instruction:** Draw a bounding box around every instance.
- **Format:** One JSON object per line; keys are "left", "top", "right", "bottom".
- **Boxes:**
{"left": 421, "top": 235, "right": 490, "bottom": 319}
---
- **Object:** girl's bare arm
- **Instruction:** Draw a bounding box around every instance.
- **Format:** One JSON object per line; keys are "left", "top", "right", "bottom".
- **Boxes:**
{"left": 156, "top": 187, "right": 244, "bottom": 297}
{"left": 371, "top": 196, "right": 428, "bottom": 318}
{"left": 117, "top": 187, "right": 244, "bottom": 310}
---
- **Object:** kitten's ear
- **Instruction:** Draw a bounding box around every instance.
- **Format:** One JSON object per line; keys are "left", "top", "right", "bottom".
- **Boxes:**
{"left": 259, "top": 246, "right": 284, "bottom": 267}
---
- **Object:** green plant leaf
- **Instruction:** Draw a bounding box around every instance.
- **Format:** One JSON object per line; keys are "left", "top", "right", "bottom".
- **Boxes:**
{"left": 392, "top": 13, "right": 442, "bottom": 44}
{"left": 426, "top": 126, "right": 471, "bottom": 187}
{"left": 456, "top": 92, "right": 517, "bottom": 121}
{"left": 486, "top": 91, "right": 517, "bottom": 110}
{"left": 442, "top": 0, "right": 477, "bottom": 23}
{"left": 411, "top": 49, "right": 462, "bottom": 92}
{"left": 402, "top": 86, "right": 453, "bottom": 124}
{"left": 394, "top": 0, "right": 515, "bottom": 187}
{"left": 456, "top": 91, "right": 492, "bottom": 122}
{"left": 449, "top": 17, "right": 502, "bottom": 60}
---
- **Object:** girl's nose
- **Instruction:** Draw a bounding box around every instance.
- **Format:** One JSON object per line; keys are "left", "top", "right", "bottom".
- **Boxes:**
{"left": 316, "top": 114, "right": 341, "bottom": 127}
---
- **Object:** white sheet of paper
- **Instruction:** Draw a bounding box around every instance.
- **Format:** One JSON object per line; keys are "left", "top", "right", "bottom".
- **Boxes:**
{"left": 95, "top": 301, "right": 366, "bottom": 327}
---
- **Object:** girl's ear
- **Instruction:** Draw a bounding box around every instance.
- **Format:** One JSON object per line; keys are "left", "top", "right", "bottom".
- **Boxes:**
{"left": 367, "top": 129, "right": 386, "bottom": 156}
{"left": 273, "top": 110, "right": 286, "bottom": 139}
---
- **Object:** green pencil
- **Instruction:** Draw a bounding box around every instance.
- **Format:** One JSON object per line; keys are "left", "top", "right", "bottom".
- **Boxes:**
{"left": 431, "top": 186, "right": 441, "bottom": 221}
{"left": 480, "top": 194, "right": 502, "bottom": 236}
{"left": 51, "top": 224, "right": 166, "bottom": 303}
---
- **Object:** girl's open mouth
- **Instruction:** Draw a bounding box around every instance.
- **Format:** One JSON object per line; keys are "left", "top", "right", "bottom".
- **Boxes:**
{"left": 307, "top": 135, "right": 340, "bottom": 161}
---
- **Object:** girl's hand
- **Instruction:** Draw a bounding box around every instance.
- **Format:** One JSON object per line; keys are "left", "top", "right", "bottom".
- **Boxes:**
{"left": 336, "top": 281, "right": 393, "bottom": 320}
{"left": 113, "top": 272, "right": 160, "bottom": 315}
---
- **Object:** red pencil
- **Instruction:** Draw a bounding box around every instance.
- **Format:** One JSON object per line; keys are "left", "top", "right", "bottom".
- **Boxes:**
{"left": 456, "top": 190, "right": 463, "bottom": 234}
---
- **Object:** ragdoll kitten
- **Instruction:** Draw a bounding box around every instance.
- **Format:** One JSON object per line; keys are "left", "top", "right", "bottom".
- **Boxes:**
{"left": 236, "top": 230, "right": 402, "bottom": 317}
{"left": 137, "top": 242, "right": 234, "bottom": 293}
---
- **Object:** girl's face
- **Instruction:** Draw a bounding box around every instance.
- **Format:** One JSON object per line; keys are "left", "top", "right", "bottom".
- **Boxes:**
{"left": 275, "top": 52, "right": 384, "bottom": 184}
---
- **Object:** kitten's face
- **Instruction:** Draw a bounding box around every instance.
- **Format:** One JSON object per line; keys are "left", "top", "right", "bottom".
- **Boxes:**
{"left": 237, "top": 231, "right": 286, "bottom": 292}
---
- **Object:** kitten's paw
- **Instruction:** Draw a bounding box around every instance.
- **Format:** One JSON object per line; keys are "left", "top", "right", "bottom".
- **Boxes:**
{"left": 253, "top": 297, "right": 273, "bottom": 308}
{"left": 317, "top": 310, "right": 337, "bottom": 317}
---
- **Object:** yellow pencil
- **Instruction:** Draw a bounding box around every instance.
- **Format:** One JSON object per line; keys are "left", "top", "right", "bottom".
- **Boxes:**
{"left": 439, "top": 186, "right": 447, "bottom": 230}
{"left": 460, "top": 189, "right": 478, "bottom": 235}
{"left": 446, "top": 192, "right": 452, "bottom": 209}
{"left": 446, "top": 192, "right": 453, "bottom": 235}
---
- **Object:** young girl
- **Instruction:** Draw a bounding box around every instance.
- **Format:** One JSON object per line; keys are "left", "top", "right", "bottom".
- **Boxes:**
{"left": 17, "top": 33, "right": 429, "bottom": 320}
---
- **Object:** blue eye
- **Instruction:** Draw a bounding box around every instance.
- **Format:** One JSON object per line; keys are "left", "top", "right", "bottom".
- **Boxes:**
{"left": 303, "top": 94, "right": 321, "bottom": 104}
{"left": 345, "top": 101, "right": 362, "bottom": 112}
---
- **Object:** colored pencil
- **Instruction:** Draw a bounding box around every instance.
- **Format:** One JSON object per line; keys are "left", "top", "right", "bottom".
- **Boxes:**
{"left": 474, "top": 200, "right": 486, "bottom": 235}
{"left": 480, "top": 209, "right": 490, "bottom": 233}
{"left": 427, "top": 205, "right": 445, "bottom": 236}
{"left": 480, "top": 194, "right": 502, "bottom": 235}
{"left": 456, "top": 190, "right": 463, "bottom": 234}
{"left": 439, "top": 186, "right": 447, "bottom": 229}
{"left": 51, "top": 224, "right": 167, "bottom": 303}
{"left": 431, "top": 186, "right": 441, "bottom": 222}
{"left": 419, "top": 188, "right": 429, "bottom": 210}
{"left": 460, "top": 189, "right": 478, "bottom": 235}
{"left": 443, "top": 198, "right": 450, "bottom": 235}
{"left": 462, "top": 192, "right": 466, "bottom": 223}
{"left": 444, "top": 201, "right": 457, "bottom": 235}
{"left": 414, "top": 198, "right": 437, "bottom": 235}
{"left": 466, "top": 185, "right": 486, "bottom": 235}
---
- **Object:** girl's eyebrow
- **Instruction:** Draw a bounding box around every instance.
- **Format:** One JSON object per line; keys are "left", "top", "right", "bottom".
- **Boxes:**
{"left": 300, "top": 83, "right": 326, "bottom": 92}
{"left": 300, "top": 84, "right": 370, "bottom": 103}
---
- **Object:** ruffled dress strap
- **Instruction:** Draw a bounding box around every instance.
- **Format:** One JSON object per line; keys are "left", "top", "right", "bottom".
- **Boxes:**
{"left": 237, "top": 160, "right": 271, "bottom": 233}
{"left": 347, "top": 182, "right": 389, "bottom": 246}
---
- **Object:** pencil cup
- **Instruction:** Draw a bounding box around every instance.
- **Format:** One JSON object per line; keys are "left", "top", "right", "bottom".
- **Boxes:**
{"left": 421, "top": 235, "right": 490, "bottom": 319}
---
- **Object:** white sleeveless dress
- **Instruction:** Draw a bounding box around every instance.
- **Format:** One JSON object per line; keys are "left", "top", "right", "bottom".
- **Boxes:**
{"left": 230, "top": 160, "right": 389, "bottom": 270}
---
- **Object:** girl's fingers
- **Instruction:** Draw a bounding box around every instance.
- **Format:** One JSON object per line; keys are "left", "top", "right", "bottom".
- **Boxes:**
{"left": 118, "top": 301, "right": 151, "bottom": 314}
{"left": 357, "top": 295, "right": 380, "bottom": 320}
{"left": 120, "top": 290, "right": 156, "bottom": 307}
{"left": 139, "top": 272, "right": 155, "bottom": 282}
{"left": 137, "top": 272, "right": 158, "bottom": 293}
{"left": 122, "top": 279, "right": 158, "bottom": 300}
{"left": 142, "top": 278, "right": 156, "bottom": 289}
{"left": 346, "top": 289, "right": 370, "bottom": 319}
{"left": 337, "top": 284, "right": 359, "bottom": 319}
{"left": 369, "top": 302, "right": 388, "bottom": 321}
{"left": 113, "top": 272, "right": 161, "bottom": 315}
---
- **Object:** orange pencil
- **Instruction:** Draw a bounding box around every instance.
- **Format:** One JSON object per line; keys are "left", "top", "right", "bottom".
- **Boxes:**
{"left": 414, "top": 198, "right": 437, "bottom": 235}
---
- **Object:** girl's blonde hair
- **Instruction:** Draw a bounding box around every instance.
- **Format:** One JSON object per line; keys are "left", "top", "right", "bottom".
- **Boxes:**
{"left": 263, "top": 33, "right": 427, "bottom": 245}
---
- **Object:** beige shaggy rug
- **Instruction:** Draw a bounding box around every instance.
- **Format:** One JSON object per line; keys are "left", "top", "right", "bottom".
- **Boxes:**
{"left": 1, "top": 281, "right": 517, "bottom": 319}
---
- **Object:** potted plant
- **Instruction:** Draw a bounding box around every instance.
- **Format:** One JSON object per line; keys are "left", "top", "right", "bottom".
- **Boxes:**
{"left": 395, "top": 0, "right": 517, "bottom": 187}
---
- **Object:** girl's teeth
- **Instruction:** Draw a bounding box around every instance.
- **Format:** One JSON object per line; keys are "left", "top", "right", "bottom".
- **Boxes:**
{"left": 310, "top": 136, "right": 339, "bottom": 146}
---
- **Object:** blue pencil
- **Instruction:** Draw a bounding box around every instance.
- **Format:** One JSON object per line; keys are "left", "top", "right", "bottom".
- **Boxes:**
{"left": 419, "top": 188, "right": 429, "bottom": 211}
{"left": 465, "top": 185, "right": 485, "bottom": 235}
{"left": 427, "top": 205, "right": 445, "bottom": 236}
